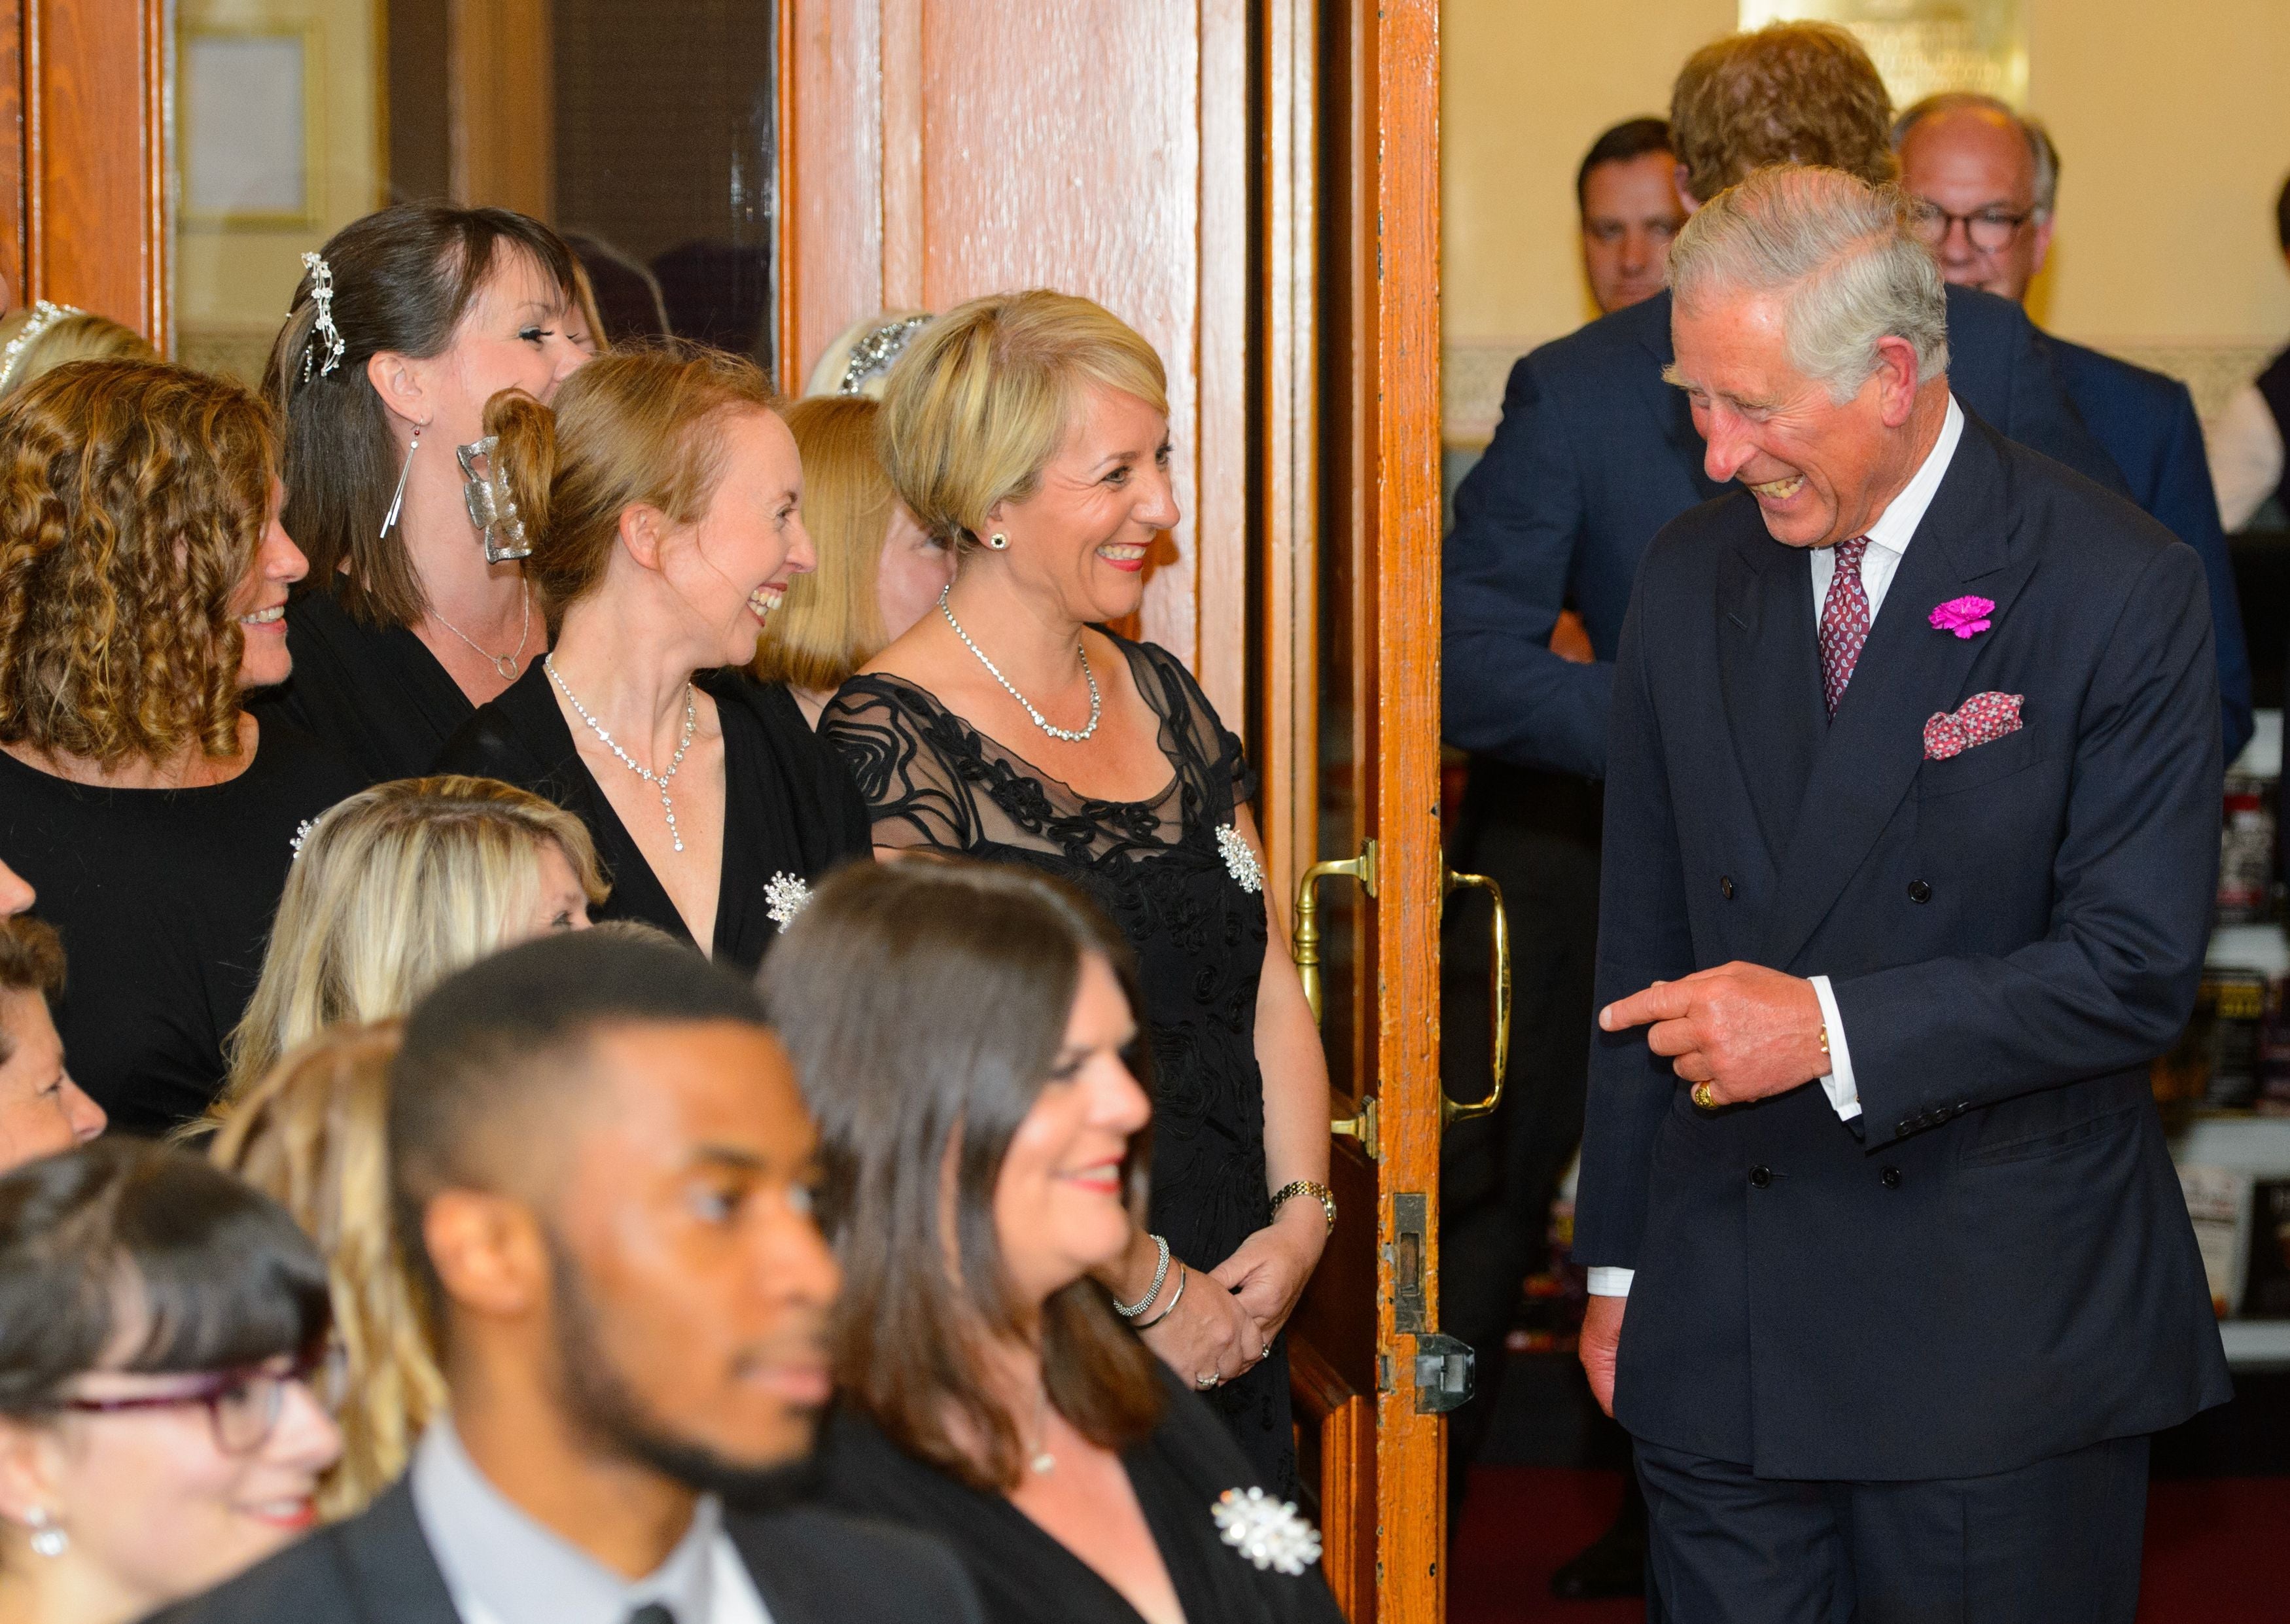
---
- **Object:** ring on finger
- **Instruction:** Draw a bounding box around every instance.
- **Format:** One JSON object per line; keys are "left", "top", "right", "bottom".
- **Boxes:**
{"left": 1691, "top": 1080, "right": 1717, "bottom": 1110}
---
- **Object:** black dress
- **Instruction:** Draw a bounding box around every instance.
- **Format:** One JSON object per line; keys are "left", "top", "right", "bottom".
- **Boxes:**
{"left": 252, "top": 584, "right": 494, "bottom": 786}
{"left": 822, "top": 637, "right": 1294, "bottom": 1491}
{"left": 0, "top": 722, "right": 360, "bottom": 1135}
{"left": 435, "top": 662, "right": 872, "bottom": 968}
{"left": 815, "top": 1367, "right": 1343, "bottom": 1624}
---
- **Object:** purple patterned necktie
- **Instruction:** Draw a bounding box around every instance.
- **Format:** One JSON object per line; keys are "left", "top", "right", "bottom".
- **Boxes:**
{"left": 1819, "top": 537, "right": 1872, "bottom": 720}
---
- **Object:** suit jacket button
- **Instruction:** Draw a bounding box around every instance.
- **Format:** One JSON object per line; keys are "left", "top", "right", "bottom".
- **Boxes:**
{"left": 1748, "top": 1165, "right": 1772, "bottom": 1189}
{"left": 1908, "top": 879, "right": 1932, "bottom": 903}
{"left": 1720, "top": 875, "right": 1735, "bottom": 900}
{"left": 1880, "top": 1167, "right": 1903, "bottom": 1190}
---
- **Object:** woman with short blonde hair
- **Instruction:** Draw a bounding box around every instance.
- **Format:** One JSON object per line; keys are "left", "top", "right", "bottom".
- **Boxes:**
{"left": 821, "top": 290, "right": 1330, "bottom": 1491}
{"left": 750, "top": 396, "right": 952, "bottom": 724}
{"left": 205, "top": 1022, "right": 427, "bottom": 1519}
{"left": 0, "top": 359, "right": 357, "bottom": 1136}
{"left": 213, "top": 775, "right": 607, "bottom": 1112}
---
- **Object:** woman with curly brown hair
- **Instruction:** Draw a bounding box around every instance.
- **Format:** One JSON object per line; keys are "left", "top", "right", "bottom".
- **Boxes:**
{"left": 251, "top": 205, "right": 592, "bottom": 786}
{"left": 434, "top": 342, "right": 870, "bottom": 968}
{"left": 0, "top": 359, "right": 358, "bottom": 1137}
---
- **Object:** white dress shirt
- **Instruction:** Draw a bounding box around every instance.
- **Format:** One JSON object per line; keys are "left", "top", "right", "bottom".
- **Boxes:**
{"left": 1587, "top": 397, "right": 1965, "bottom": 1300}
{"left": 412, "top": 1418, "right": 775, "bottom": 1624}
{"left": 2208, "top": 381, "right": 2283, "bottom": 534}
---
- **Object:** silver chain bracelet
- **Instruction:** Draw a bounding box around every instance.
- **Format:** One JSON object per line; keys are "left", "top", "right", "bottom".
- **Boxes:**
{"left": 1112, "top": 1233, "right": 1172, "bottom": 1317}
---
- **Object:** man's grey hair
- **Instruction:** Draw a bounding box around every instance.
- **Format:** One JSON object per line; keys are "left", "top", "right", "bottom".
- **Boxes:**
{"left": 1667, "top": 165, "right": 1950, "bottom": 403}
{"left": 1891, "top": 92, "right": 2059, "bottom": 220}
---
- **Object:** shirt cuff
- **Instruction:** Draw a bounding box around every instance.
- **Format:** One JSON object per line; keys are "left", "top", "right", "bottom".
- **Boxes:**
{"left": 1809, "top": 974, "right": 1861, "bottom": 1121}
{"left": 1585, "top": 1267, "right": 1634, "bottom": 1297}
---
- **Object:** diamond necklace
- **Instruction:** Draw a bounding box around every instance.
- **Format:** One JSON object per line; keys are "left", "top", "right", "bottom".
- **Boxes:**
{"left": 430, "top": 587, "right": 533, "bottom": 680}
{"left": 544, "top": 654, "right": 698, "bottom": 853}
{"left": 938, "top": 586, "right": 1100, "bottom": 742}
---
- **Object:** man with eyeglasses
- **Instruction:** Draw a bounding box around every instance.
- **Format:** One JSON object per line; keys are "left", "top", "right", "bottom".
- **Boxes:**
{"left": 1895, "top": 92, "right": 2253, "bottom": 762}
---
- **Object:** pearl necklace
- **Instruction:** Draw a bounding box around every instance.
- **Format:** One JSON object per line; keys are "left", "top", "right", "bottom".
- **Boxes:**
{"left": 429, "top": 587, "right": 533, "bottom": 680}
{"left": 544, "top": 654, "right": 698, "bottom": 853}
{"left": 938, "top": 586, "right": 1100, "bottom": 743}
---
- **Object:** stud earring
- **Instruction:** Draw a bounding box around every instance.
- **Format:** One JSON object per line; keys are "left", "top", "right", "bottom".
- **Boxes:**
{"left": 986, "top": 532, "right": 1010, "bottom": 550}
{"left": 27, "top": 1508, "right": 66, "bottom": 1559}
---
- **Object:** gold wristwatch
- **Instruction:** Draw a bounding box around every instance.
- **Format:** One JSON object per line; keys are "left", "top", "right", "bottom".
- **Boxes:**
{"left": 1271, "top": 1178, "right": 1337, "bottom": 1236}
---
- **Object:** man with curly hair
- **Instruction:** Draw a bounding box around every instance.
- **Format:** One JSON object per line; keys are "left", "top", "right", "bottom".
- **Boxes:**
{"left": 1436, "top": 18, "right": 2130, "bottom": 1602}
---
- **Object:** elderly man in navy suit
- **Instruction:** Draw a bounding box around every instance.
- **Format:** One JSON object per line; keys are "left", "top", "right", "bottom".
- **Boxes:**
{"left": 1434, "top": 29, "right": 2128, "bottom": 1585}
{"left": 1894, "top": 91, "right": 2252, "bottom": 760}
{"left": 1579, "top": 164, "right": 2230, "bottom": 1623}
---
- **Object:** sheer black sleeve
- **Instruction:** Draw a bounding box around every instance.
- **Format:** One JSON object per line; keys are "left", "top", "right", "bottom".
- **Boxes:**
{"left": 819, "top": 677, "right": 981, "bottom": 854}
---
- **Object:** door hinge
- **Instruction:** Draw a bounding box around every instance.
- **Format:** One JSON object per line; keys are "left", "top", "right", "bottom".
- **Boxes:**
{"left": 1413, "top": 1333, "right": 1476, "bottom": 1413}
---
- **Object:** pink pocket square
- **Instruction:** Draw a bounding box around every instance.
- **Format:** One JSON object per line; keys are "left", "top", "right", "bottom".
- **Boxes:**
{"left": 1924, "top": 693, "right": 2023, "bottom": 761}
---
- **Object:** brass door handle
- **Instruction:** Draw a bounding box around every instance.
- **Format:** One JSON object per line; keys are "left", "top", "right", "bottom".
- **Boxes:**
{"left": 1294, "top": 840, "right": 1379, "bottom": 1158}
{"left": 1292, "top": 839, "right": 1378, "bottom": 1025}
{"left": 1439, "top": 867, "right": 1512, "bottom": 1127}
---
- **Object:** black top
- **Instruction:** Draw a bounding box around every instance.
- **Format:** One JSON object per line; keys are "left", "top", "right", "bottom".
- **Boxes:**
{"left": 822, "top": 638, "right": 1294, "bottom": 1491}
{"left": 815, "top": 1368, "right": 1343, "bottom": 1624}
{"left": 0, "top": 722, "right": 360, "bottom": 1136}
{"left": 436, "top": 661, "right": 872, "bottom": 968}
{"left": 141, "top": 1474, "right": 987, "bottom": 1624}
{"left": 251, "top": 583, "right": 491, "bottom": 786}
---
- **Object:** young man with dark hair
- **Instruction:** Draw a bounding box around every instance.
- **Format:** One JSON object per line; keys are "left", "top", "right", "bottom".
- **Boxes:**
{"left": 151, "top": 930, "right": 981, "bottom": 1624}
{"left": 1577, "top": 117, "right": 1685, "bottom": 315}
{"left": 0, "top": 915, "right": 103, "bottom": 1172}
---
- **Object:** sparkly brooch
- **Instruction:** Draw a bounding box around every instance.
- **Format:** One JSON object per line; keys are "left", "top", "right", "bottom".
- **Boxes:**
{"left": 1212, "top": 1487, "right": 1322, "bottom": 1576}
{"left": 764, "top": 872, "right": 813, "bottom": 932}
{"left": 1216, "top": 824, "right": 1263, "bottom": 894}
{"left": 289, "top": 819, "right": 317, "bottom": 860}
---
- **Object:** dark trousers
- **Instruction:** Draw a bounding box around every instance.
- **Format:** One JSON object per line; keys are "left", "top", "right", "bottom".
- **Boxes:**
{"left": 1439, "top": 764, "right": 1603, "bottom": 1481}
{"left": 1634, "top": 1435, "right": 2152, "bottom": 1624}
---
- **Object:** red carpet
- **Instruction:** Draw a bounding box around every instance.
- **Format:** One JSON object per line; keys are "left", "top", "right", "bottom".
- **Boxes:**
{"left": 1449, "top": 1467, "right": 2290, "bottom": 1622}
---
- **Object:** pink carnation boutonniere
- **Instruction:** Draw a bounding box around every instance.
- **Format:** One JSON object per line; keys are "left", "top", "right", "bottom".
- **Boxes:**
{"left": 1928, "top": 595, "right": 1996, "bottom": 639}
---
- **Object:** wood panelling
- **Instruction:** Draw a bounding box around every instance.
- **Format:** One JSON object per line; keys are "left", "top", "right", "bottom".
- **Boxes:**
{"left": 782, "top": 0, "right": 1250, "bottom": 721}
{"left": 16, "top": 0, "right": 168, "bottom": 344}
{"left": 448, "top": 0, "right": 552, "bottom": 219}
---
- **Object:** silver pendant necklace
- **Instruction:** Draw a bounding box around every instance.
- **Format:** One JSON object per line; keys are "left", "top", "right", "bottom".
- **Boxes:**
{"left": 430, "top": 586, "right": 533, "bottom": 680}
{"left": 544, "top": 654, "right": 698, "bottom": 853}
{"left": 939, "top": 586, "right": 1100, "bottom": 743}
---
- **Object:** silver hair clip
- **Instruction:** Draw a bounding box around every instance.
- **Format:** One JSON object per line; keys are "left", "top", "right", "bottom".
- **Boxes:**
{"left": 457, "top": 436, "right": 531, "bottom": 564}
{"left": 299, "top": 251, "right": 345, "bottom": 382}
{"left": 838, "top": 314, "right": 932, "bottom": 395}
{"left": 0, "top": 301, "right": 82, "bottom": 391}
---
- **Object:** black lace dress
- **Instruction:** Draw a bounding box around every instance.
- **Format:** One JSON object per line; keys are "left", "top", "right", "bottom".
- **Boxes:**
{"left": 822, "top": 637, "right": 1294, "bottom": 1492}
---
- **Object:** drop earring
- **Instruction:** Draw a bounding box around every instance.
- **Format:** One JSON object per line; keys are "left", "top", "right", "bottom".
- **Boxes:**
{"left": 986, "top": 531, "right": 1010, "bottom": 550}
{"left": 380, "top": 419, "right": 427, "bottom": 540}
{"left": 27, "top": 1508, "right": 65, "bottom": 1559}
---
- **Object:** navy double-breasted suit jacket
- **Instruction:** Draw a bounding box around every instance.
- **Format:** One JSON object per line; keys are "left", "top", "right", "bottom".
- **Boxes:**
{"left": 1575, "top": 406, "right": 2232, "bottom": 1483}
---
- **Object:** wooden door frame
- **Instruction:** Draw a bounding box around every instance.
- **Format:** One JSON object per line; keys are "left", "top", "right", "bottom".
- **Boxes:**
{"left": 0, "top": 0, "right": 171, "bottom": 346}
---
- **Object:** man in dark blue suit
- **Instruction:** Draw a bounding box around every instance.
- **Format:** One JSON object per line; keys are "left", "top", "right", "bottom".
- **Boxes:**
{"left": 1433, "top": 28, "right": 2129, "bottom": 1574}
{"left": 1894, "top": 91, "right": 2252, "bottom": 760}
{"left": 1581, "top": 165, "right": 2229, "bottom": 1622}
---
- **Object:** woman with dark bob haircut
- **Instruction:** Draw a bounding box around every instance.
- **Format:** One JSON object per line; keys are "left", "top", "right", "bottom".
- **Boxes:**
{"left": 0, "top": 360, "right": 358, "bottom": 1134}
{"left": 763, "top": 860, "right": 1341, "bottom": 1624}
{"left": 0, "top": 1139, "right": 341, "bottom": 1624}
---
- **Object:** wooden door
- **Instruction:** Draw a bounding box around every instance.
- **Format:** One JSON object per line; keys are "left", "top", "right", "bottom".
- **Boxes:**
{"left": 0, "top": 0, "right": 171, "bottom": 345}
{"left": 1275, "top": 3, "right": 1486, "bottom": 1623}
